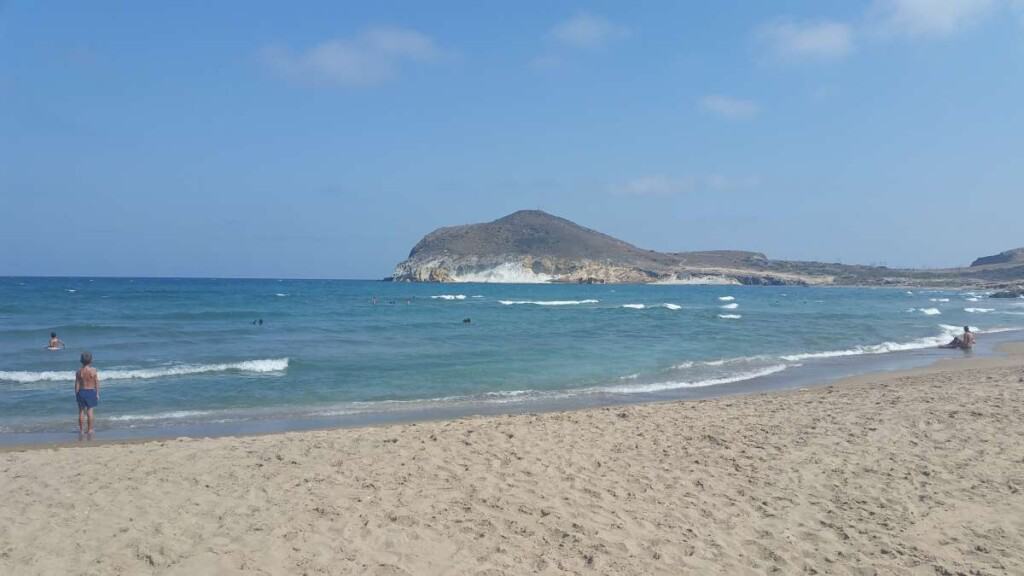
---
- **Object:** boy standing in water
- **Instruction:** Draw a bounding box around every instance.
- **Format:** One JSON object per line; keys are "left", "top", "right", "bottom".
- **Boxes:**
{"left": 75, "top": 352, "right": 100, "bottom": 435}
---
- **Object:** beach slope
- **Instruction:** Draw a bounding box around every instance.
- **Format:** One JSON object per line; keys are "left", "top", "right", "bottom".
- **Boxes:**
{"left": 2, "top": 351, "right": 1024, "bottom": 575}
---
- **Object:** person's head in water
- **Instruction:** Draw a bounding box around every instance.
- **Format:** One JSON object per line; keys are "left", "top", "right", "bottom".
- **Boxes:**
{"left": 51, "top": 332, "right": 57, "bottom": 339}
{"left": 964, "top": 326, "right": 971, "bottom": 333}
{"left": 80, "top": 351, "right": 92, "bottom": 366}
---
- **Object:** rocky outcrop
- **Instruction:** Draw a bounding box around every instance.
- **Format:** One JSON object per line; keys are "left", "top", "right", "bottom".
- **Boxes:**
{"left": 392, "top": 211, "right": 827, "bottom": 285}
{"left": 392, "top": 210, "right": 1024, "bottom": 286}
{"left": 971, "top": 248, "right": 1024, "bottom": 267}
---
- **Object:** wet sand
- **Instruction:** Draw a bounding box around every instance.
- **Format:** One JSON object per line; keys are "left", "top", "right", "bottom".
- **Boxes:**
{"left": 2, "top": 345, "right": 1023, "bottom": 575}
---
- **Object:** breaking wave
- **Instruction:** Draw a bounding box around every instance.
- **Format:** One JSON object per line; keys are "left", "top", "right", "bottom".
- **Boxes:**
{"left": 0, "top": 358, "right": 289, "bottom": 384}
{"left": 718, "top": 296, "right": 735, "bottom": 301}
{"left": 432, "top": 294, "right": 467, "bottom": 300}
{"left": 498, "top": 299, "right": 599, "bottom": 306}
{"left": 718, "top": 314, "right": 742, "bottom": 319}
{"left": 777, "top": 325, "right": 1012, "bottom": 361}
{"left": 720, "top": 303, "right": 739, "bottom": 309}
{"left": 602, "top": 364, "right": 789, "bottom": 394}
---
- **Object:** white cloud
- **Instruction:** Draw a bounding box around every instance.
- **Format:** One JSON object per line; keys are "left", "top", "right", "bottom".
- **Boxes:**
{"left": 616, "top": 174, "right": 760, "bottom": 197}
{"left": 705, "top": 174, "right": 762, "bottom": 191}
{"left": 758, "top": 19, "right": 854, "bottom": 60}
{"left": 700, "top": 95, "right": 760, "bottom": 120}
{"left": 263, "top": 27, "right": 440, "bottom": 86}
{"left": 617, "top": 176, "right": 695, "bottom": 198}
{"left": 550, "top": 13, "right": 627, "bottom": 49}
{"left": 869, "top": 0, "right": 998, "bottom": 37}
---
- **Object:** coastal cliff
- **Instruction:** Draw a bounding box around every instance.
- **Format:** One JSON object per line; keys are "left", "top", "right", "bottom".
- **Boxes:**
{"left": 392, "top": 210, "right": 1024, "bottom": 287}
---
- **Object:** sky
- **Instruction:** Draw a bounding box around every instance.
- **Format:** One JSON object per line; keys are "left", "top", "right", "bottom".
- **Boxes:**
{"left": 2, "top": 0, "right": 1023, "bottom": 278}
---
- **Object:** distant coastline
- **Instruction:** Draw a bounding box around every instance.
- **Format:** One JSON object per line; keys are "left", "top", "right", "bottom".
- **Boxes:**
{"left": 392, "top": 210, "right": 1024, "bottom": 292}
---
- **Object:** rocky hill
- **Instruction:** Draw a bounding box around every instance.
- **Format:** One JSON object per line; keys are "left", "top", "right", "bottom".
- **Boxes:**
{"left": 392, "top": 210, "right": 1024, "bottom": 287}
{"left": 971, "top": 248, "right": 1024, "bottom": 267}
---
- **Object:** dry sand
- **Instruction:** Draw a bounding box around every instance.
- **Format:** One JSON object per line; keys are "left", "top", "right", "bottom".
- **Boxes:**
{"left": 2, "top": 347, "right": 1024, "bottom": 575}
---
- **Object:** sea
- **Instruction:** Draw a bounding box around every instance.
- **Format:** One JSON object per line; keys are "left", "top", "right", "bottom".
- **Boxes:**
{"left": 2, "top": 277, "right": 1023, "bottom": 444}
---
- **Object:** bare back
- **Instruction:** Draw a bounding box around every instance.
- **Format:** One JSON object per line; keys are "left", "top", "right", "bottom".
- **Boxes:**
{"left": 962, "top": 331, "right": 976, "bottom": 349}
{"left": 76, "top": 366, "right": 99, "bottom": 390}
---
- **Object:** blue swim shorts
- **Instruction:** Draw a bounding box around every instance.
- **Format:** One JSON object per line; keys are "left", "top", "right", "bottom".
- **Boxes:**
{"left": 76, "top": 388, "right": 98, "bottom": 409}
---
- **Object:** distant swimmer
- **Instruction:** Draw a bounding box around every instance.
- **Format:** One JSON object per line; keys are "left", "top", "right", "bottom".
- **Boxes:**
{"left": 940, "top": 326, "right": 975, "bottom": 350}
{"left": 463, "top": 318, "right": 472, "bottom": 324}
{"left": 47, "top": 332, "right": 65, "bottom": 351}
{"left": 75, "top": 351, "right": 100, "bottom": 436}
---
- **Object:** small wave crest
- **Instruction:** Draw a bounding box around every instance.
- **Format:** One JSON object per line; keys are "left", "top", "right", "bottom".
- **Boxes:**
{"left": 498, "top": 299, "right": 599, "bottom": 306}
{"left": 0, "top": 358, "right": 289, "bottom": 384}
{"left": 718, "top": 314, "right": 742, "bottom": 319}
{"left": 622, "top": 304, "right": 646, "bottom": 309}
{"left": 964, "top": 307, "right": 994, "bottom": 313}
{"left": 720, "top": 303, "right": 739, "bottom": 309}
{"left": 778, "top": 325, "right": 1012, "bottom": 361}
{"left": 603, "top": 364, "right": 789, "bottom": 394}
{"left": 718, "top": 296, "right": 735, "bottom": 301}
{"left": 432, "top": 294, "right": 466, "bottom": 301}
{"left": 907, "top": 307, "right": 941, "bottom": 315}
{"left": 108, "top": 410, "right": 214, "bottom": 422}
{"left": 929, "top": 298, "right": 950, "bottom": 302}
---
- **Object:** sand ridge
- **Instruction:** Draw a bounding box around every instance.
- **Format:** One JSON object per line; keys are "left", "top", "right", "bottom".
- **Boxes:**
{"left": 2, "top": 355, "right": 1023, "bottom": 575}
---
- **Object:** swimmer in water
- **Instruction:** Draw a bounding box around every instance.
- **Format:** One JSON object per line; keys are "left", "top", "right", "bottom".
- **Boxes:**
{"left": 48, "top": 332, "right": 65, "bottom": 350}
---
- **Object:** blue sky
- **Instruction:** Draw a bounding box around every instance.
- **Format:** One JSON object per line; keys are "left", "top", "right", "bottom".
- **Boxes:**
{"left": 2, "top": 1, "right": 1022, "bottom": 278}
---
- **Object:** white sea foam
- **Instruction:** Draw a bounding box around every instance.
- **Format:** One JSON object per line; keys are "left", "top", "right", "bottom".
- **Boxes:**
{"left": 65, "top": 289, "right": 77, "bottom": 293}
{"left": 431, "top": 294, "right": 467, "bottom": 300}
{"left": 498, "top": 299, "right": 599, "bottom": 306}
{"left": 718, "top": 296, "right": 735, "bottom": 301}
{"left": 718, "top": 314, "right": 742, "bottom": 319}
{"left": 965, "top": 297, "right": 981, "bottom": 302}
{"left": 108, "top": 410, "right": 214, "bottom": 422}
{"left": 930, "top": 298, "right": 950, "bottom": 302}
{"left": 661, "top": 303, "right": 682, "bottom": 310}
{"left": 777, "top": 325, "right": 1015, "bottom": 362}
{"left": 0, "top": 358, "right": 289, "bottom": 384}
{"left": 622, "top": 304, "right": 646, "bottom": 309}
{"left": 471, "top": 295, "right": 485, "bottom": 298}
{"left": 275, "top": 293, "right": 289, "bottom": 297}
{"left": 603, "top": 364, "right": 789, "bottom": 394}
{"left": 908, "top": 307, "right": 942, "bottom": 315}
{"left": 720, "top": 303, "right": 739, "bottom": 309}
{"left": 964, "top": 307, "right": 994, "bottom": 313}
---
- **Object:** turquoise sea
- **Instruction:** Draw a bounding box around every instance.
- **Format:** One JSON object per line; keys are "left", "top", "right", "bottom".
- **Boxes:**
{"left": 2, "top": 277, "right": 1022, "bottom": 443}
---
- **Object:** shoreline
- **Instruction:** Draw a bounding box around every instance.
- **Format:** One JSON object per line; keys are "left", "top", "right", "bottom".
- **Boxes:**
{"left": 3, "top": 341, "right": 1023, "bottom": 574}
{"left": 4, "top": 337, "right": 1022, "bottom": 454}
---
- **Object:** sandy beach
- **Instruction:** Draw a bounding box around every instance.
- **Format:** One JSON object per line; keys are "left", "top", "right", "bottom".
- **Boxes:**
{"left": 2, "top": 347, "right": 1023, "bottom": 575}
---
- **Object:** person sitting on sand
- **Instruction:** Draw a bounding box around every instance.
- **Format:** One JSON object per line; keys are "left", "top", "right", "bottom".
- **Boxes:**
{"left": 48, "top": 332, "right": 65, "bottom": 350}
{"left": 941, "top": 326, "right": 975, "bottom": 350}
{"left": 75, "top": 351, "right": 100, "bottom": 435}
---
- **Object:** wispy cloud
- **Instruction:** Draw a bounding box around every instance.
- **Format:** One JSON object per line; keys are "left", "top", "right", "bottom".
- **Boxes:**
{"left": 758, "top": 19, "right": 854, "bottom": 61}
{"left": 550, "top": 13, "right": 628, "bottom": 49}
{"left": 615, "top": 174, "right": 760, "bottom": 197}
{"left": 700, "top": 95, "right": 760, "bottom": 120}
{"left": 262, "top": 27, "right": 441, "bottom": 87}
{"left": 617, "top": 175, "right": 695, "bottom": 198}
{"left": 868, "top": 0, "right": 999, "bottom": 37}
